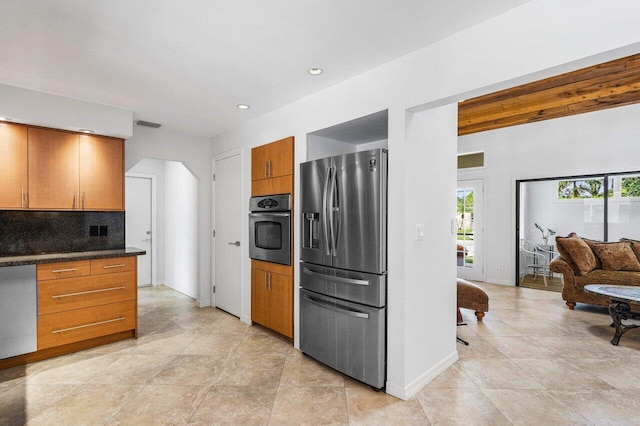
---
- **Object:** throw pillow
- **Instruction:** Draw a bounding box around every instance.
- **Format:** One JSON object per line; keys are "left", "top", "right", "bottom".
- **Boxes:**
{"left": 582, "top": 237, "right": 604, "bottom": 269}
{"left": 591, "top": 242, "right": 640, "bottom": 272}
{"left": 620, "top": 238, "right": 640, "bottom": 261}
{"left": 555, "top": 233, "right": 598, "bottom": 275}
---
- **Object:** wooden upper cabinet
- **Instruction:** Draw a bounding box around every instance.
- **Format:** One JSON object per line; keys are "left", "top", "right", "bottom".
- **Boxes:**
{"left": 267, "top": 137, "right": 294, "bottom": 179}
{"left": 28, "top": 128, "right": 80, "bottom": 210}
{"left": 0, "top": 123, "right": 28, "bottom": 209}
{"left": 251, "top": 136, "right": 294, "bottom": 181}
{"left": 79, "top": 135, "right": 124, "bottom": 210}
{"left": 251, "top": 144, "right": 271, "bottom": 181}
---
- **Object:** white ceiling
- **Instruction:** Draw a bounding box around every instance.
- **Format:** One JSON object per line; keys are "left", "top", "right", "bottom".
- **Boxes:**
{"left": 0, "top": 1, "right": 530, "bottom": 138}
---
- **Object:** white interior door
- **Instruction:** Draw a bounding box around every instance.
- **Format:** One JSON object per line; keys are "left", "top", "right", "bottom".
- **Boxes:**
{"left": 126, "top": 176, "right": 152, "bottom": 286}
{"left": 213, "top": 151, "right": 242, "bottom": 316}
{"left": 457, "top": 179, "right": 484, "bottom": 281}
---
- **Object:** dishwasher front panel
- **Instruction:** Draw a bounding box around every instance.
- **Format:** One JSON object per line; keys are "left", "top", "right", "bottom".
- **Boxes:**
{"left": 300, "top": 288, "right": 385, "bottom": 389}
{"left": 0, "top": 265, "right": 37, "bottom": 359}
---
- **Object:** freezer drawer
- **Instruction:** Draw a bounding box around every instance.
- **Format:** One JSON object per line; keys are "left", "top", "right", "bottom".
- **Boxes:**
{"left": 300, "top": 289, "right": 385, "bottom": 389}
{"left": 300, "top": 262, "right": 386, "bottom": 307}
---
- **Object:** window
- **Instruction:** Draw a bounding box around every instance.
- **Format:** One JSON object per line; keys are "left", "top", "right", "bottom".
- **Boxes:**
{"left": 457, "top": 152, "right": 484, "bottom": 169}
{"left": 557, "top": 178, "right": 612, "bottom": 199}
{"left": 621, "top": 176, "right": 640, "bottom": 197}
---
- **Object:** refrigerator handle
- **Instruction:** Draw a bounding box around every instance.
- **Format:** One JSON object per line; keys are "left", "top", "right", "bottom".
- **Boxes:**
{"left": 302, "top": 267, "right": 370, "bottom": 286}
{"left": 322, "top": 167, "right": 332, "bottom": 256}
{"left": 303, "top": 295, "right": 370, "bottom": 319}
{"left": 328, "top": 165, "right": 337, "bottom": 256}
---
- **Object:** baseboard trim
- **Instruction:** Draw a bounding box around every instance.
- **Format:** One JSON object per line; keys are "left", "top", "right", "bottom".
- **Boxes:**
{"left": 385, "top": 350, "right": 459, "bottom": 401}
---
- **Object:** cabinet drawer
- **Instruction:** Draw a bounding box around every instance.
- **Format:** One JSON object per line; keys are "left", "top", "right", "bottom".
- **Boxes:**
{"left": 37, "top": 260, "right": 91, "bottom": 281}
{"left": 91, "top": 257, "right": 136, "bottom": 275}
{"left": 38, "top": 300, "right": 136, "bottom": 350}
{"left": 38, "top": 271, "right": 136, "bottom": 315}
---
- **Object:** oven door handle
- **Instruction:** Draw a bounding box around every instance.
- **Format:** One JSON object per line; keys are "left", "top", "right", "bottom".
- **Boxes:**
{"left": 302, "top": 268, "right": 369, "bottom": 286}
{"left": 249, "top": 213, "right": 290, "bottom": 217}
{"left": 303, "top": 295, "right": 369, "bottom": 319}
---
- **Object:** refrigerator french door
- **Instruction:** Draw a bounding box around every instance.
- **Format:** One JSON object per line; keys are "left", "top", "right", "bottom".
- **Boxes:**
{"left": 300, "top": 150, "right": 386, "bottom": 274}
{"left": 299, "top": 148, "right": 387, "bottom": 389}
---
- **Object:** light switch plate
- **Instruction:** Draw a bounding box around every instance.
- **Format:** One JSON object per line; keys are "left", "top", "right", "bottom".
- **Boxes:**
{"left": 416, "top": 224, "right": 424, "bottom": 241}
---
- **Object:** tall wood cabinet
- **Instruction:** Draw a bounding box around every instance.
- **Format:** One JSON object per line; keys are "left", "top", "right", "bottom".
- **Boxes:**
{"left": 0, "top": 123, "right": 28, "bottom": 209}
{"left": 250, "top": 136, "right": 294, "bottom": 339}
{"left": 251, "top": 136, "right": 294, "bottom": 196}
{"left": 0, "top": 123, "right": 124, "bottom": 211}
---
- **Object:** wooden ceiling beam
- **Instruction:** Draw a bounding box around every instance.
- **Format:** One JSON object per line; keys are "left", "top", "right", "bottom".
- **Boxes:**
{"left": 458, "top": 53, "right": 640, "bottom": 136}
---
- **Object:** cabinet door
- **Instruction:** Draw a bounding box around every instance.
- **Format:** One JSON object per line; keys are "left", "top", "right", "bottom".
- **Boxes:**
{"left": 268, "top": 137, "right": 294, "bottom": 179}
{"left": 79, "top": 135, "right": 124, "bottom": 210}
{"left": 0, "top": 123, "right": 28, "bottom": 208}
{"left": 251, "top": 268, "right": 270, "bottom": 327}
{"left": 28, "top": 128, "right": 79, "bottom": 209}
{"left": 268, "top": 272, "right": 293, "bottom": 338}
{"left": 251, "top": 175, "right": 294, "bottom": 197}
{"left": 251, "top": 145, "right": 270, "bottom": 181}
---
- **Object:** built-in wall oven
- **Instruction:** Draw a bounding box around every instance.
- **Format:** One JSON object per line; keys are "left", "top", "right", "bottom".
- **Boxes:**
{"left": 249, "top": 194, "right": 291, "bottom": 265}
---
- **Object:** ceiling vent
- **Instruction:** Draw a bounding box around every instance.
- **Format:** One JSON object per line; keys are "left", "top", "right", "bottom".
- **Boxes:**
{"left": 135, "top": 120, "right": 161, "bottom": 128}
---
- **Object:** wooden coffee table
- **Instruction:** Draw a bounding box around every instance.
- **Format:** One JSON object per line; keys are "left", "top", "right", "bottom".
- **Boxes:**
{"left": 585, "top": 284, "right": 640, "bottom": 345}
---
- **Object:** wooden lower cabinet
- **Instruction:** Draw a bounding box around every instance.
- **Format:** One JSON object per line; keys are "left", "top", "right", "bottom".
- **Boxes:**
{"left": 38, "top": 300, "right": 136, "bottom": 350}
{"left": 251, "top": 263, "right": 293, "bottom": 339}
{"left": 36, "top": 257, "right": 138, "bottom": 351}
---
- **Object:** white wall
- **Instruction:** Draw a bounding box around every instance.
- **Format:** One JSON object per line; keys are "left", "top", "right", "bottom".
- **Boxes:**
{"left": 400, "top": 105, "right": 458, "bottom": 395}
{"left": 164, "top": 161, "right": 199, "bottom": 299}
{"left": 459, "top": 103, "right": 640, "bottom": 285}
{"left": 210, "top": 0, "right": 640, "bottom": 400}
{"left": 125, "top": 125, "right": 212, "bottom": 306}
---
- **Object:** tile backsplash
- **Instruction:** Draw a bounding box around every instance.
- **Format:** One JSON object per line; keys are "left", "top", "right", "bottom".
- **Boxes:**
{"left": 0, "top": 211, "right": 125, "bottom": 256}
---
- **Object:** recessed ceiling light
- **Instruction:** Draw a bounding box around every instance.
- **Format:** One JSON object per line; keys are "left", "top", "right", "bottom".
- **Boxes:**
{"left": 308, "top": 67, "right": 323, "bottom": 75}
{"left": 0, "top": 116, "right": 13, "bottom": 122}
{"left": 237, "top": 104, "right": 250, "bottom": 110}
{"left": 79, "top": 128, "right": 95, "bottom": 134}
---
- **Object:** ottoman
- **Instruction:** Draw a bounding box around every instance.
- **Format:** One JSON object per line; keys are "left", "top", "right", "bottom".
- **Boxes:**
{"left": 457, "top": 278, "right": 489, "bottom": 321}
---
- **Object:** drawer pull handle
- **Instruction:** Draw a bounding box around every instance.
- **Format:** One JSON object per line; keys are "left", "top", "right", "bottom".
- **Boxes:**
{"left": 103, "top": 264, "right": 126, "bottom": 269}
{"left": 52, "top": 286, "right": 126, "bottom": 299}
{"left": 53, "top": 317, "right": 125, "bottom": 334}
{"left": 51, "top": 268, "right": 79, "bottom": 273}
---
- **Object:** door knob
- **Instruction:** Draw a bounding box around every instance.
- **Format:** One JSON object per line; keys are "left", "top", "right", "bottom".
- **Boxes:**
{"left": 228, "top": 241, "right": 241, "bottom": 246}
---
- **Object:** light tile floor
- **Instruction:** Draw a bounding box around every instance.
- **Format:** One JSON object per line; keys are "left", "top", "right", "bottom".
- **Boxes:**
{"left": 3, "top": 284, "right": 640, "bottom": 424}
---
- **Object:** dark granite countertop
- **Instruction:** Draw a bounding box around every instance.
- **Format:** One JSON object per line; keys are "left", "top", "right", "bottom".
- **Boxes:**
{"left": 0, "top": 247, "right": 146, "bottom": 267}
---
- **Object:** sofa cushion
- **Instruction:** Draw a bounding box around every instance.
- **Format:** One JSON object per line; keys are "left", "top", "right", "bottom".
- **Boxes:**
{"left": 591, "top": 241, "right": 640, "bottom": 272}
{"left": 575, "top": 269, "right": 640, "bottom": 286}
{"left": 555, "top": 233, "right": 598, "bottom": 275}
{"left": 621, "top": 238, "right": 640, "bottom": 261}
{"left": 582, "top": 237, "right": 604, "bottom": 269}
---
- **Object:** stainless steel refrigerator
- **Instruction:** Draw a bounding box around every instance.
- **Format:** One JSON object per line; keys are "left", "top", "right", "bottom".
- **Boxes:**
{"left": 299, "top": 148, "right": 387, "bottom": 389}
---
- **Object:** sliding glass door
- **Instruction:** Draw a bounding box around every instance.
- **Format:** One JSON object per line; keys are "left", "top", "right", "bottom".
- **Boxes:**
{"left": 517, "top": 171, "right": 640, "bottom": 290}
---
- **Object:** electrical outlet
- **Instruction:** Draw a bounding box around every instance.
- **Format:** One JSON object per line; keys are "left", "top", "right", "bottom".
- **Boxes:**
{"left": 499, "top": 264, "right": 504, "bottom": 271}
{"left": 90, "top": 225, "right": 99, "bottom": 236}
{"left": 99, "top": 225, "right": 108, "bottom": 237}
{"left": 415, "top": 224, "right": 424, "bottom": 241}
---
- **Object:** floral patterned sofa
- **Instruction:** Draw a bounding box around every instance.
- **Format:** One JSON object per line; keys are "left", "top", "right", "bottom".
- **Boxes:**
{"left": 549, "top": 233, "right": 640, "bottom": 310}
